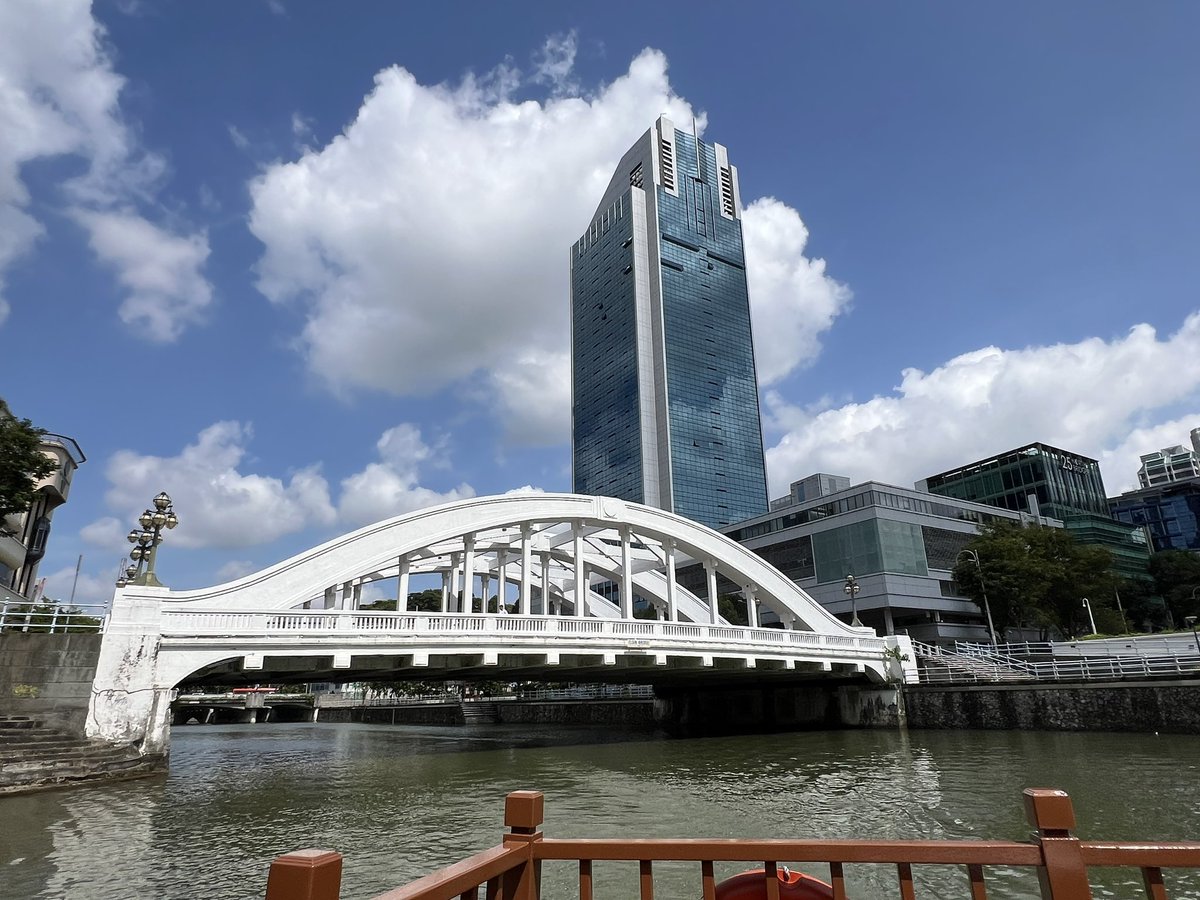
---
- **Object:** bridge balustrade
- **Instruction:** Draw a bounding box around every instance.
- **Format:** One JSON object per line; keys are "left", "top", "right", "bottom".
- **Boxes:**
{"left": 159, "top": 609, "right": 887, "bottom": 656}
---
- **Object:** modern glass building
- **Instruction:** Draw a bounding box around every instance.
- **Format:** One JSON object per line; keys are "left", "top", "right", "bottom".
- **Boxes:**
{"left": 676, "top": 478, "right": 1040, "bottom": 643}
{"left": 1110, "top": 477, "right": 1200, "bottom": 554}
{"left": 920, "top": 443, "right": 1151, "bottom": 580}
{"left": 570, "top": 116, "right": 768, "bottom": 530}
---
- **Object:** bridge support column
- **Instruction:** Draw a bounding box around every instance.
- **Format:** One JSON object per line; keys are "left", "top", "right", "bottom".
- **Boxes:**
{"left": 573, "top": 523, "right": 586, "bottom": 617}
{"left": 619, "top": 527, "right": 633, "bottom": 619}
{"left": 398, "top": 557, "right": 410, "bottom": 611}
{"left": 704, "top": 561, "right": 719, "bottom": 625}
{"left": 86, "top": 590, "right": 172, "bottom": 759}
{"left": 744, "top": 586, "right": 759, "bottom": 628}
{"left": 665, "top": 540, "right": 678, "bottom": 622}
{"left": 540, "top": 552, "right": 551, "bottom": 615}
{"left": 497, "top": 548, "right": 508, "bottom": 613}
{"left": 462, "top": 536, "right": 475, "bottom": 613}
{"left": 519, "top": 526, "right": 532, "bottom": 615}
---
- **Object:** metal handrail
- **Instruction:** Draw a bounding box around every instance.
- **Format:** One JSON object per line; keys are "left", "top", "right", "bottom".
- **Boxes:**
{"left": 0, "top": 599, "right": 107, "bottom": 633}
{"left": 265, "top": 788, "right": 1200, "bottom": 900}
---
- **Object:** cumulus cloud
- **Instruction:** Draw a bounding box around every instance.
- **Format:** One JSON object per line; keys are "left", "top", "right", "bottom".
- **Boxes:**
{"left": 98, "top": 422, "right": 337, "bottom": 550}
{"left": 71, "top": 209, "right": 212, "bottom": 340}
{"left": 39, "top": 563, "right": 117, "bottom": 608}
{"left": 765, "top": 314, "right": 1200, "bottom": 497}
{"left": 0, "top": 0, "right": 211, "bottom": 336}
{"left": 338, "top": 424, "right": 475, "bottom": 527}
{"left": 742, "top": 198, "right": 852, "bottom": 385}
{"left": 248, "top": 47, "right": 842, "bottom": 446}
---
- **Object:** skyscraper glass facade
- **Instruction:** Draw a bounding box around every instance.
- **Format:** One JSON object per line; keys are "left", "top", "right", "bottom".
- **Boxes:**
{"left": 571, "top": 118, "right": 768, "bottom": 530}
{"left": 1110, "top": 478, "right": 1200, "bottom": 553}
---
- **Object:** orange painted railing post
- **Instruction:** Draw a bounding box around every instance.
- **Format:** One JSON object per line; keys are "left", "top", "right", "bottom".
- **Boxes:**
{"left": 1025, "top": 789, "right": 1092, "bottom": 900}
{"left": 502, "top": 791, "right": 545, "bottom": 900}
{"left": 265, "top": 849, "right": 343, "bottom": 900}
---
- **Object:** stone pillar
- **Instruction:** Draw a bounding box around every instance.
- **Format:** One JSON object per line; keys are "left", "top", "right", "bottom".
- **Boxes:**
{"left": 540, "top": 551, "right": 552, "bottom": 615}
{"left": 86, "top": 590, "right": 172, "bottom": 757}
{"left": 440, "top": 569, "right": 450, "bottom": 613}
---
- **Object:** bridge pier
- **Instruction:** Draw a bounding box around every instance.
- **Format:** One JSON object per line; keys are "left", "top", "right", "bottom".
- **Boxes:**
{"left": 86, "top": 592, "right": 172, "bottom": 758}
{"left": 653, "top": 680, "right": 904, "bottom": 736}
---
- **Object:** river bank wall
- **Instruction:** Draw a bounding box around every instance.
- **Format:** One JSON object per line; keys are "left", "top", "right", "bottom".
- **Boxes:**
{"left": 904, "top": 679, "right": 1200, "bottom": 734}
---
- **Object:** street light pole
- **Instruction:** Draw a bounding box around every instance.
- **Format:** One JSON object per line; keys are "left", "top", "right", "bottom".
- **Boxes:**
{"left": 843, "top": 574, "right": 862, "bottom": 627}
{"left": 1081, "top": 597, "right": 1098, "bottom": 636}
{"left": 1185, "top": 616, "right": 1200, "bottom": 655}
{"left": 115, "top": 492, "right": 180, "bottom": 588}
{"left": 957, "top": 549, "right": 998, "bottom": 646}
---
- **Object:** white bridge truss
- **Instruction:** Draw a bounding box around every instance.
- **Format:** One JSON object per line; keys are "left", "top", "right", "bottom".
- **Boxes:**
{"left": 88, "top": 494, "right": 914, "bottom": 751}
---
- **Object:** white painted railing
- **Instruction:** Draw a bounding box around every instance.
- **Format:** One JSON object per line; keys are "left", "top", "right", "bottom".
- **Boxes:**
{"left": 0, "top": 599, "right": 107, "bottom": 633}
{"left": 914, "top": 639, "right": 1200, "bottom": 684}
{"left": 159, "top": 609, "right": 886, "bottom": 656}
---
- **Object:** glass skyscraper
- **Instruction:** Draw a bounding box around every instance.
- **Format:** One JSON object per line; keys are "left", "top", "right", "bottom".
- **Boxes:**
{"left": 570, "top": 117, "right": 768, "bottom": 530}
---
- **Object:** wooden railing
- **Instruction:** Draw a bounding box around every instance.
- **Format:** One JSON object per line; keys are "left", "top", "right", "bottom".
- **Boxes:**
{"left": 265, "top": 789, "right": 1200, "bottom": 900}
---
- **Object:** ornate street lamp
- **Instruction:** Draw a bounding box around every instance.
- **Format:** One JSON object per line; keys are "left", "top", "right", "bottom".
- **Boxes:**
{"left": 956, "top": 548, "right": 998, "bottom": 647}
{"left": 115, "top": 491, "right": 179, "bottom": 588}
{"left": 843, "top": 573, "right": 862, "bottom": 627}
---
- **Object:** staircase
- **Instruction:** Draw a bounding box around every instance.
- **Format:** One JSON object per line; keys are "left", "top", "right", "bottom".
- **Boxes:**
{"left": 0, "top": 716, "right": 162, "bottom": 794}
{"left": 911, "top": 642, "right": 1034, "bottom": 683}
{"left": 460, "top": 702, "right": 500, "bottom": 724}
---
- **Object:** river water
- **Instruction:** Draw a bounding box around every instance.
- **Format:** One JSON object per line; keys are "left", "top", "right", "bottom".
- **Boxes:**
{"left": 2, "top": 723, "right": 1198, "bottom": 899}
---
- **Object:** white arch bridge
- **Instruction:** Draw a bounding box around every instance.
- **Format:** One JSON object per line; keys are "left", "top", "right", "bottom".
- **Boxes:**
{"left": 88, "top": 494, "right": 915, "bottom": 753}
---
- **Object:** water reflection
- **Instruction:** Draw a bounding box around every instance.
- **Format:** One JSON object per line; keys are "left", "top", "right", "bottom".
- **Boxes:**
{"left": 1, "top": 724, "right": 1197, "bottom": 899}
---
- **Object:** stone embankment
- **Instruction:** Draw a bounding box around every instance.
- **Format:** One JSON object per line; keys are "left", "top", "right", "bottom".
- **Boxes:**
{"left": 0, "top": 716, "right": 163, "bottom": 795}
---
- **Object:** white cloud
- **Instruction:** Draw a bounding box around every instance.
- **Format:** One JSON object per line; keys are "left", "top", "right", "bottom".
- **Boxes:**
{"left": 742, "top": 198, "right": 852, "bottom": 385}
{"left": 1099, "top": 415, "right": 1200, "bottom": 495}
{"left": 96, "top": 422, "right": 337, "bottom": 550}
{"left": 765, "top": 314, "right": 1200, "bottom": 497}
{"left": 532, "top": 31, "right": 580, "bottom": 96}
{"left": 248, "top": 47, "right": 840, "bottom": 447}
{"left": 0, "top": 1, "right": 211, "bottom": 336}
{"left": 71, "top": 208, "right": 212, "bottom": 340}
{"left": 215, "top": 559, "right": 259, "bottom": 582}
{"left": 39, "top": 563, "right": 117, "bottom": 609}
{"left": 338, "top": 423, "right": 475, "bottom": 527}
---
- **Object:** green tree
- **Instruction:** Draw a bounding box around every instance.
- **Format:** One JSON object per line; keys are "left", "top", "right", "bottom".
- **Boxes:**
{"left": 953, "top": 521, "right": 1118, "bottom": 638}
{"left": 1148, "top": 550, "right": 1200, "bottom": 623}
{"left": 717, "top": 593, "right": 749, "bottom": 626}
{"left": 0, "top": 399, "right": 57, "bottom": 523}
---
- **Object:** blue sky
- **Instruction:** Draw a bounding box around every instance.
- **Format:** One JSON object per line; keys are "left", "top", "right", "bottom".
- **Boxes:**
{"left": 4, "top": 1, "right": 1199, "bottom": 605}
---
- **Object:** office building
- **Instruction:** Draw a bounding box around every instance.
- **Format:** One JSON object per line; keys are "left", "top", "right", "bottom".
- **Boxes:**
{"left": 1110, "top": 477, "right": 1200, "bottom": 554}
{"left": 920, "top": 443, "right": 1150, "bottom": 580}
{"left": 1136, "top": 436, "right": 1200, "bottom": 488}
{"left": 678, "top": 478, "right": 1042, "bottom": 643}
{"left": 570, "top": 116, "right": 768, "bottom": 530}
{"left": 770, "top": 473, "right": 851, "bottom": 510}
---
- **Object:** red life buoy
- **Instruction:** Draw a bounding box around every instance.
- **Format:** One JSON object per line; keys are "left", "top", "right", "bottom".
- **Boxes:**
{"left": 714, "top": 867, "right": 835, "bottom": 900}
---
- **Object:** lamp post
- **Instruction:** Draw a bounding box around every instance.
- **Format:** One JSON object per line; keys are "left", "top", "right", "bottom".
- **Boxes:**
{"left": 843, "top": 573, "right": 862, "bottom": 627}
{"left": 1081, "top": 597, "right": 1098, "bottom": 636}
{"left": 956, "top": 549, "right": 998, "bottom": 646}
{"left": 1185, "top": 616, "right": 1200, "bottom": 655}
{"left": 115, "top": 491, "right": 179, "bottom": 588}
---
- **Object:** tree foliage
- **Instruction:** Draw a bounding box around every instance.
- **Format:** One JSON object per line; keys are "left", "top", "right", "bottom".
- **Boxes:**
{"left": 952, "top": 521, "right": 1119, "bottom": 638}
{"left": 1148, "top": 550, "right": 1200, "bottom": 623}
{"left": 0, "top": 399, "right": 57, "bottom": 523}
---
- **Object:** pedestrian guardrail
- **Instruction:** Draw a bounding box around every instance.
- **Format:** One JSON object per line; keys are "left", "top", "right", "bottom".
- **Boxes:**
{"left": 0, "top": 599, "right": 107, "bottom": 633}
{"left": 913, "top": 640, "right": 1200, "bottom": 684}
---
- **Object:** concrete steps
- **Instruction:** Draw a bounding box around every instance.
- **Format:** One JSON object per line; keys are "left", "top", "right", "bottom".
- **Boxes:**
{"left": 0, "top": 716, "right": 165, "bottom": 795}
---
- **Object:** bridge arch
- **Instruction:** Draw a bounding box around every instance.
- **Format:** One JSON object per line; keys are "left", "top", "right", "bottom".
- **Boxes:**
{"left": 88, "top": 494, "right": 908, "bottom": 755}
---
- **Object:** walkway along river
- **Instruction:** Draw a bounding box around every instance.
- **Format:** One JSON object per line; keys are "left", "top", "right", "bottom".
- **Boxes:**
{"left": 1, "top": 723, "right": 1197, "bottom": 899}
